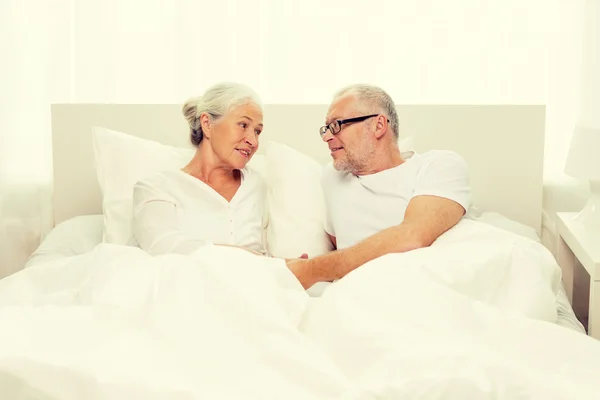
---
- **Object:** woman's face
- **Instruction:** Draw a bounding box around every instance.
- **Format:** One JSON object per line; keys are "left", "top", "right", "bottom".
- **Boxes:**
{"left": 202, "top": 102, "right": 263, "bottom": 169}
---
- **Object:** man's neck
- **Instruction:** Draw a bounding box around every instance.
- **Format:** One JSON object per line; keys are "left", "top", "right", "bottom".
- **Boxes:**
{"left": 353, "top": 147, "right": 405, "bottom": 176}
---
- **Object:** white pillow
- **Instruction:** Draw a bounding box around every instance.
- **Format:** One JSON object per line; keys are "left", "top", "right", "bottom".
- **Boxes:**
{"left": 92, "top": 126, "right": 195, "bottom": 245}
{"left": 466, "top": 208, "right": 541, "bottom": 243}
{"left": 25, "top": 215, "right": 104, "bottom": 267}
{"left": 264, "top": 141, "right": 333, "bottom": 258}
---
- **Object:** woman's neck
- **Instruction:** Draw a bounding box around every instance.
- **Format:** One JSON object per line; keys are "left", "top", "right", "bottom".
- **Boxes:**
{"left": 182, "top": 145, "right": 237, "bottom": 183}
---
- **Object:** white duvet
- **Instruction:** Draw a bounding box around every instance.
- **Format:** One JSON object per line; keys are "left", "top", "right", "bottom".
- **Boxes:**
{"left": 1, "top": 220, "right": 600, "bottom": 399}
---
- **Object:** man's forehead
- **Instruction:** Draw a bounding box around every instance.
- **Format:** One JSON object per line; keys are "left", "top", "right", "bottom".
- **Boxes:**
{"left": 326, "top": 94, "right": 357, "bottom": 122}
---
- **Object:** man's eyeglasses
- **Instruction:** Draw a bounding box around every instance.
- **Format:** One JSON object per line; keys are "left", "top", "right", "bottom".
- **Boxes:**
{"left": 319, "top": 114, "right": 383, "bottom": 137}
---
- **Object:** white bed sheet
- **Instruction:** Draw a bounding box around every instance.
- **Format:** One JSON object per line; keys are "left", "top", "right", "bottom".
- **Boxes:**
{"left": 466, "top": 209, "right": 587, "bottom": 334}
{"left": 25, "top": 213, "right": 586, "bottom": 335}
{"left": 3, "top": 220, "right": 600, "bottom": 398}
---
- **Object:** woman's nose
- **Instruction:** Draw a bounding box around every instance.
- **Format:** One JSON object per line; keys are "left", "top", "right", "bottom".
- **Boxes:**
{"left": 246, "top": 134, "right": 258, "bottom": 147}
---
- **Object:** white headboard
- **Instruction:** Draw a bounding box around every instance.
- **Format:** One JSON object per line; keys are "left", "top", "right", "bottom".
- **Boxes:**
{"left": 51, "top": 104, "right": 545, "bottom": 233}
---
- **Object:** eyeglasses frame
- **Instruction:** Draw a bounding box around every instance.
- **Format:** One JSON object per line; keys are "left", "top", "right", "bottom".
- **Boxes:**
{"left": 319, "top": 114, "right": 388, "bottom": 137}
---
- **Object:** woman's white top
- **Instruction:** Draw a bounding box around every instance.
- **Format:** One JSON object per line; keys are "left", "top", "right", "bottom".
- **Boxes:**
{"left": 132, "top": 167, "right": 265, "bottom": 256}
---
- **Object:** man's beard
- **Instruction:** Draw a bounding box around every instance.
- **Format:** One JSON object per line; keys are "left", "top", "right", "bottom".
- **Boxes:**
{"left": 333, "top": 141, "right": 376, "bottom": 174}
{"left": 332, "top": 153, "right": 354, "bottom": 172}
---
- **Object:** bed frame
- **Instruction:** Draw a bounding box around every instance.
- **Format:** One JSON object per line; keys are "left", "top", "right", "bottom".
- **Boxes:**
{"left": 50, "top": 104, "right": 545, "bottom": 234}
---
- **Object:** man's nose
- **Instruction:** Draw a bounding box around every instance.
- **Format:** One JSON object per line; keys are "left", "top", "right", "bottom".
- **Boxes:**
{"left": 321, "top": 130, "right": 334, "bottom": 142}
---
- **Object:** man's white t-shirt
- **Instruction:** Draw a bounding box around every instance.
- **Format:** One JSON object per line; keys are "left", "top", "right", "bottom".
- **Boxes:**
{"left": 322, "top": 150, "right": 471, "bottom": 250}
{"left": 132, "top": 166, "right": 265, "bottom": 256}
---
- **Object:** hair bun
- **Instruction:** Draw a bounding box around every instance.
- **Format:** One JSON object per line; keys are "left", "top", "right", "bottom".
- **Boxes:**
{"left": 182, "top": 97, "right": 201, "bottom": 124}
{"left": 182, "top": 97, "right": 203, "bottom": 146}
{"left": 190, "top": 125, "right": 203, "bottom": 146}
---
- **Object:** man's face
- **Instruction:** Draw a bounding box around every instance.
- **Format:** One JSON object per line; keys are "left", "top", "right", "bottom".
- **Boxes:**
{"left": 322, "top": 95, "right": 376, "bottom": 173}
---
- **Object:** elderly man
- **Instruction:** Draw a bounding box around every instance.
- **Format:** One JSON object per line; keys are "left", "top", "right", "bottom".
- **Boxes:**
{"left": 287, "top": 84, "right": 471, "bottom": 289}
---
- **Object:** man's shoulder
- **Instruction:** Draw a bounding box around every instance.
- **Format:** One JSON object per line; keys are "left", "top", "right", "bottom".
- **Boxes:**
{"left": 414, "top": 149, "right": 468, "bottom": 170}
{"left": 416, "top": 149, "right": 465, "bottom": 161}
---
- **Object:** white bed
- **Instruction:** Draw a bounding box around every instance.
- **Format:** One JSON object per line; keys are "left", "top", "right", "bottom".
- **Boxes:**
{"left": 45, "top": 103, "right": 584, "bottom": 331}
{"left": 1, "top": 103, "right": 597, "bottom": 399}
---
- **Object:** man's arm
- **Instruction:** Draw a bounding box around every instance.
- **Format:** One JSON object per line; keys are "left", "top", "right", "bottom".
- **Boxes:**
{"left": 305, "top": 195, "right": 465, "bottom": 284}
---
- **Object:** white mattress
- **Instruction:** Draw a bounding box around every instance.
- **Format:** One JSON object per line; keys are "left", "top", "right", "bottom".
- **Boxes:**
{"left": 25, "top": 214, "right": 587, "bottom": 335}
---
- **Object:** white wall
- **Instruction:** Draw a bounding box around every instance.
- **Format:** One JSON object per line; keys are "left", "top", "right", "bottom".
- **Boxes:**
{"left": 70, "top": 0, "right": 583, "bottom": 176}
{"left": 0, "top": 0, "right": 586, "bottom": 276}
{"left": 0, "top": 0, "right": 71, "bottom": 276}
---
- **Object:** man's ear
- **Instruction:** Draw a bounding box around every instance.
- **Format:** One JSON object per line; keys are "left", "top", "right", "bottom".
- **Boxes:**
{"left": 200, "top": 113, "right": 212, "bottom": 139}
{"left": 373, "top": 114, "right": 388, "bottom": 140}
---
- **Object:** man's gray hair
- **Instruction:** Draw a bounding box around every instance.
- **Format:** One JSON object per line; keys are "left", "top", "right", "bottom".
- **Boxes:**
{"left": 333, "top": 84, "right": 399, "bottom": 139}
{"left": 182, "top": 82, "right": 263, "bottom": 146}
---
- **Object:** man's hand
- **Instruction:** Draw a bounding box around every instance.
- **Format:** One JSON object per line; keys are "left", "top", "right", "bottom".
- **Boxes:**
{"left": 286, "top": 257, "right": 317, "bottom": 289}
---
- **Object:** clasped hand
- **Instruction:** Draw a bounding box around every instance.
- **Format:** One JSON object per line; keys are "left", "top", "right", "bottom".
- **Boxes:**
{"left": 285, "top": 253, "right": 317, "bottom": 289}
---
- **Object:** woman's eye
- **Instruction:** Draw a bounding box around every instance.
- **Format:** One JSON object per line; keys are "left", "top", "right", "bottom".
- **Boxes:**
{"left": 255, "top": 130, "right": 262, "bottom": 135}
{"left": 239, "top": 122, "right": 247, "bottom": 129}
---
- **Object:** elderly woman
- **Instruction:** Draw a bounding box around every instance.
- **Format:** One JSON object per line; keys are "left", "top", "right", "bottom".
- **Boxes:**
{"left": 132, "top": 82, "right": 266, "bottom": 256}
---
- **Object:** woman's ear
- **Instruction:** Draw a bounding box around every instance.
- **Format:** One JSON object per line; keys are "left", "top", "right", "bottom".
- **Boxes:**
{"left": 200, "top": 113, "right": 211, "bottom": 139}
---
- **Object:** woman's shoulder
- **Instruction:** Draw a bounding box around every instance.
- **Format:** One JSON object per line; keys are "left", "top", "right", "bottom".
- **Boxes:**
{"left": 133, "top": 170, "right": 192, "bottom": 203}
{"left": 135, "top": 169, "right": 186, "bottom": 189}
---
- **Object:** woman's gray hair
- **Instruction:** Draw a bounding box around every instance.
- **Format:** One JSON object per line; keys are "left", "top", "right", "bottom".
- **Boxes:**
{"left": 182, "top": 82, "right": 263, "bottom": 146}
{"left": 333, "top": 84, "right": 399, "bottom": 139}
